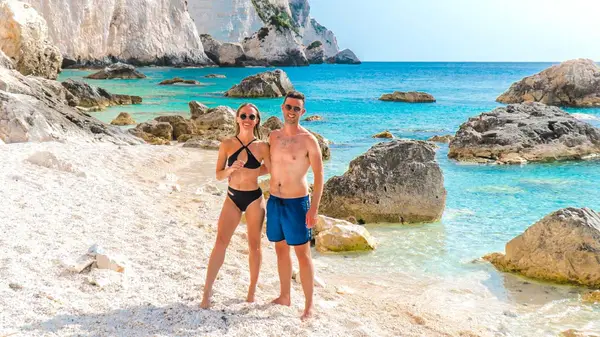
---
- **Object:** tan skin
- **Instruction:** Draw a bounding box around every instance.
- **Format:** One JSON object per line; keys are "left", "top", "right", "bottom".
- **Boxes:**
{"left": 200, "top": 105, "right": 271, "bottom": 309}
{"left": 268, "top": 97, "right": 324, "bottom": 321}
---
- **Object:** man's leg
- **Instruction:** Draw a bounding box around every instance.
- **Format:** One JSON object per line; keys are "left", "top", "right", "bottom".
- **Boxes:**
{"left": 272, "top": 240, "right": 292, "bottom": 306}
{"left": 294, "top": 242, "right": 314, "bottom": 320}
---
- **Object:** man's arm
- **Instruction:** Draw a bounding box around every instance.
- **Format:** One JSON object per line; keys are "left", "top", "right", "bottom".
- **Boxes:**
{"left": 305, "top": 134, "right": 324, "bottom": 228}
{"left": 258, "top": 141, "right": 271, "bottom": 176}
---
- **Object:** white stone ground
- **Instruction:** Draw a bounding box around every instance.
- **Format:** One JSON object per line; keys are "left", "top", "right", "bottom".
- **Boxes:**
{"left": 0, "top": 141, "right": 486, "bottom": 336}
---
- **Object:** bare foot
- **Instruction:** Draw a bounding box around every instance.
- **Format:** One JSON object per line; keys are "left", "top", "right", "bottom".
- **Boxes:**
{"left": 246, "top": 289, "right": 255, "bottom": 303}
{"left": 300, "top": 305, "right": 314, "bottom": 321}
{"left": 271, "top": 296, "right": 291, "bottom": 306}
{"left": 200, "top": 293, "right": 212, "bottom": 309}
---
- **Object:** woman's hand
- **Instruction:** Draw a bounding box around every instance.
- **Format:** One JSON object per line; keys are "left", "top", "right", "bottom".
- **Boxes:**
{"left": 227, "top": 160, "right": 245, "bottom": 176}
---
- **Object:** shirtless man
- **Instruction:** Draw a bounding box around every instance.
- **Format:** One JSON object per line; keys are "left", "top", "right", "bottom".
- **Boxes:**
{"left": 267, "top": 91, "right": 323, "bottom": 320}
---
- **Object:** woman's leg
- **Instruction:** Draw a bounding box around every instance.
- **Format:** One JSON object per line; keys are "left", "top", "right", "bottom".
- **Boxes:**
{"left": 200, "top": 197, "right": 242, "bottom": 308}
{"left": 243, "top": 196, "right": 265, "bottom": 302}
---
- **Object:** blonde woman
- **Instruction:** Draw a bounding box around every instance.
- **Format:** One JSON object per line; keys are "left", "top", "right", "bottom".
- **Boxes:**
{"left": 200, "top": 103, "right": 271, "bottom": 308}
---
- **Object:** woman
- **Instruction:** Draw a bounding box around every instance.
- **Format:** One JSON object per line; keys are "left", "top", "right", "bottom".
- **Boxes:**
{"left": 200, "top": 103, "right": 270, "bottom": 308}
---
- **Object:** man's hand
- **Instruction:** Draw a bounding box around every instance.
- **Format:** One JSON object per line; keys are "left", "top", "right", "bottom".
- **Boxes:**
{"left": 305, "top": 205, "right": 319, "bottom": 228}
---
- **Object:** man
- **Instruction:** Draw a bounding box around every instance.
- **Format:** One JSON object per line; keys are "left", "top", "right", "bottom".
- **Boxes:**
{"left": 267, "top": 90, "right": 323, "bottom": 320}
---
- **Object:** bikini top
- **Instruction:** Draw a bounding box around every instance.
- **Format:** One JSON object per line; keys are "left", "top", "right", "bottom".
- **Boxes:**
{"left": 227, "top": 136, "right": 261, "bottom": 169}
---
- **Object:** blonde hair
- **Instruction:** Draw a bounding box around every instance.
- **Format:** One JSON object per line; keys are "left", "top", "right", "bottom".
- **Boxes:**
{"left": 234, "top": 103, "right": 261, "bottom": 139}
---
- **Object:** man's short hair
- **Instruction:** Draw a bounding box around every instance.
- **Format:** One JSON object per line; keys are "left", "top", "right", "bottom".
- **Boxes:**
{"left": 284, "top": 90, "right": 305, "bottom": 104}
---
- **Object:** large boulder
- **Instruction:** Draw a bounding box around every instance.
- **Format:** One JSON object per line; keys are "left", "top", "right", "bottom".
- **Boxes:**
{"left": 242, "top": 25, "right": 308, "bottom": 67}
{"left": 131, "top": 120, "right": 173, "bottom": 142}
{"left": 0, "top": 66, "right": 141, "bottom": 144}
{"left": 305, "top": 41, "right": 324, "bottom": 64}
{"left": 0, "top": 1, "right": 62, "bottom": 79}
{"left": 193, "top": 106, "right": 236, "bottom": 134}
{"left": 326, "top": 49, "right": 361, "bottom": 65}
{"left": 85, "top": 63, "right": 146, "bottom": 79}
{"left": 379, "top": 91, "right": 436, "bottom": 103}
{"left": 110, "top": 112, "right": 136, "bottom": 126}
{"left": 224, "top": 69, "right": 294, "bottom": 98}
{"left": 484, "top": 208, "right": 600, "bottom": 288}
{"left": 320, "top": 140, "right": 446, "bottom": 224}
{"left": 199, "top": 34, "right": 221, "bottom": 64}
{"left": 61, "top": 79, "right": 142, "bottom": 110}
{"left": 154, "top": 115, "right": 195, "bottom": 140}
{"left": 199, "top": 34, "right": 245, "bottom": 67}
{"left": 189, "top": 101, "right": 209, "bottom": 119}
{"left": 448, "top": 102, "right": 600, "bottom": 164}
{"left": 258, "top": 116, "right": 330, "bottom": 160}
{"left": 497, "top": 59, "right": 600, "bottom": 107}
{"left": 316, "top": 224, "right": 376, "bottom": 253}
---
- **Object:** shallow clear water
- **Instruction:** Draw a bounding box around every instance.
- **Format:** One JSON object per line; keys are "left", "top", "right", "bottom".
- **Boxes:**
{"left": 59, "top": 63, "right": 600, "bottom": 335}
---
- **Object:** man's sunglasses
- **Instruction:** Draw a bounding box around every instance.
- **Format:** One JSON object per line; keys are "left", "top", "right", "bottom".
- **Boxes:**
{"left": 284, "top": 104, "right": 302, "bottom": 113}
{"left": 239, "top": 113, "right": 257, "bottom": 121}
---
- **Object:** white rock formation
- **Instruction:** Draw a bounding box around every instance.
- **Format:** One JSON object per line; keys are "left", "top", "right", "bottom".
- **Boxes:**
{"left": 242, "top": 25, "right": 308, "bottom": 66}
{"left": 0, "top": 1, "right": 62, "bottom": 79}
{"left": 21, "top": 0, "right": 212, "bottom": 66}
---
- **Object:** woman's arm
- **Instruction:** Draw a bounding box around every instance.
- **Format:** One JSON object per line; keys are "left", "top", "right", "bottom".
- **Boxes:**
{"left": 215, "top": 140, "right": 243, "bottom": 181}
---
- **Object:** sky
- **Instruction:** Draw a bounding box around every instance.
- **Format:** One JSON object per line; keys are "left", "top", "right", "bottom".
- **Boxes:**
{"left": 309, "top": 0, "right": 600, "bottom": 62}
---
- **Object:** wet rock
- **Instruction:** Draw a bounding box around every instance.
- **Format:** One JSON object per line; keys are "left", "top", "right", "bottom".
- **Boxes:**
{"left": 484, "top": 208, "right": 600, "bottom": 288}
{"left": 497, "top": 59, "right": 600, "bottom": 107}
{"left": 379, "top": 91, "right": 436, "bottom": 103}
{"left": 373, "top": 130, "right": 394, "bottom": 139}
{"left": 582, "top": 291, "right": 600, "bottom": 304}
{"left": 61, "top": 79, "right": 142, "bottom": 110}
{"left": 85, "top": 62, "right": 146, "bottom": 79}
{"left": 224, "top": 69, "right": 294, "bottom": 98}
{"left": 159, "top": 78, "right": 202, "bottom": 85}
{"left": 448, "top": 102, "right": 600, "bottom": 164}
{"left": 316, "top": 224, "right": 376, "bottom": 253}
{"left": 428, "top": 135, "right": 454, "bottom": 143}
{"left": 320, "top": 140, "right": 446, "bottom": 223}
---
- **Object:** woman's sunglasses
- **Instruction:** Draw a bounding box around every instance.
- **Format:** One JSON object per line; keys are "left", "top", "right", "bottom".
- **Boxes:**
{"left": 284, "top": 104, "right": 302, "bottom": 113}
{"left": 239, "top": 113, "right": 257, "bottom": 121}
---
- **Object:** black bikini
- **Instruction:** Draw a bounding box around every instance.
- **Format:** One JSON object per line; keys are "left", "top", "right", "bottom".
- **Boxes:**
{"left": 227, "top": 136, "right": 262, "bottom": 212}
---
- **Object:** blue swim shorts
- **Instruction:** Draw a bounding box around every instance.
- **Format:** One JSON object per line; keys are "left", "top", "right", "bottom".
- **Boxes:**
{"left": 266, "top": 194, "right": 311, "bottom": 246}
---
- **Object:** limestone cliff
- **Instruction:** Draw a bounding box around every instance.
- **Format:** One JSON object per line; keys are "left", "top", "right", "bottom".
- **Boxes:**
{"left": 21, "top": 0, "right": 213, "bottom": 67}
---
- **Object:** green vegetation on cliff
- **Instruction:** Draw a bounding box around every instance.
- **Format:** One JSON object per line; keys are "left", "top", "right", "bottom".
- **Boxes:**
{"left": 251, "top": 0, "right": 299, "bottom": 34}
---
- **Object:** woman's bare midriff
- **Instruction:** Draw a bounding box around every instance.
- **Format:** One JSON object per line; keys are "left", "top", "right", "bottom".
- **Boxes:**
{"left": 228, "top": 168, "right": 260, "bottom": 191}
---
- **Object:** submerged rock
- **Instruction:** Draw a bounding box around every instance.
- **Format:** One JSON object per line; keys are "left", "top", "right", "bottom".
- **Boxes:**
{"left": 326, "top": 49, "right": 361, "bottom": 65}
{"left": 61, "top": 79, "right": 142, "bottom": 110}
{"left": 497, "top": 59, "right": 600, "bottom": 107}
{"left": 428, "top": 135, "right": 454, "bottom": 143}
{"left": 159, "top": 78, "right": 202, "bottom": 85}
{"left": 319, "top": 140, "right": 446, "bottom": 224}
{"left": 224, "top": 69, "right": 294, "bottom": 98}
{"left": 85, "top": 63, "right": 146, "bottom": 79}
{"left": 484, "top": 208, "right": 600, "bottom": 288}
{"left": 316, "top": 224, "right": 376, "bottom": 253}
{"left": 373, "top": 130, "right": 394, "bottom": 139}
{"left": 448, "top": 102, "right": 600, "bottom": 164}
{"left": 110, "top": 112, "right": 136, "bottom": 126}
{"left": 0, "top": 1, "right": 62, "bottom": 79}
{"left": 379, "top": 91, "right": 436, "bottom": 103}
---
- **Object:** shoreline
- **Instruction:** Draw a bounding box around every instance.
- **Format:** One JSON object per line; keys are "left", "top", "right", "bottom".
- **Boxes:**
{"left": 0, "top": 141, "right": 486, "bottom": 336}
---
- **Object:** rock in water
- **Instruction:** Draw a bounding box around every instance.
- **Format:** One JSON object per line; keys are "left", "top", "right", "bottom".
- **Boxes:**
{"left": 204, "top": 74, "right": 226, "bottom": 79}
{"left": 372, "top": 130, "right": 394, "bottom": 139}
{"left": 85, "top": 63, "right": 146, "bottom": 79}
{"left": 320, "top": 140, "right": 446, "bottom": 224}
{"left": 21, "top": 0, "right": 213, "bottom": 67}
{"left": 379, "top": 91, "right": 436, "bottom": 103}
{"left": 61, "top": 79, "right": 142, "bottom": 110}
{"left": 159, "top": 78, "right": 202, "bottom": 85}
{"left": 0, "top": 64, "right": 141, "bottom": 144}
{"left": 110, "top": 113, "right": 136, "bottom": 126}
{"left": 484, "top": 208, "right": 600, "bottom": 288}
{"left": 326, "top": 49, "right": 361, "bottom": 65}
{"left": 448, "top": 102, "right": 600, "bottom": 164}
{"left": 428, "top": 135, "right": 454, "bottom": 143}
{"left": 242, "top": 25, "right": 309, "bottom": 66}
{"left": 224, "top": 69, "right": 294, "bottom": 98}
{"left": 316, "top": 224, "right": 376, "bottom": 253}
{"left": 304, "top": 115, "right": 323, "bottom": 122}
{"left": 305, "top": 41, "right": 325, "bottom": 64}
{"left": 497, "top": 59, "right": 600, "bottom": 107}
{"left": 0, "top": 1, "right": 62, "bottom": 79}
{"left": 189, "top": 101, "right": 209, "bottom": 119}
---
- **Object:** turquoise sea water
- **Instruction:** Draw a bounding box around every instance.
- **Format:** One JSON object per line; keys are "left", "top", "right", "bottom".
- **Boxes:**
{"left": 59, "top": 63, "right": 600, "bottom": 335}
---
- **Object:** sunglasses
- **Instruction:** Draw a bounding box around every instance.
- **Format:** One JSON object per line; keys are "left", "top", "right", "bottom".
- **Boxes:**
{"left": 239, "top": 113, "right": 257, "bottom": 121}
{"left": 284, "top": 104, "right": 302, "bottom": 113}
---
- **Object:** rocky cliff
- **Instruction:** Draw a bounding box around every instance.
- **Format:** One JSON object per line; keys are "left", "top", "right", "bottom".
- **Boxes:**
{"left": 189, "top": 0, "right": 340, "bottom": 58}
{"left": 21, "top": 0, "right": 213, "bottom": 67}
